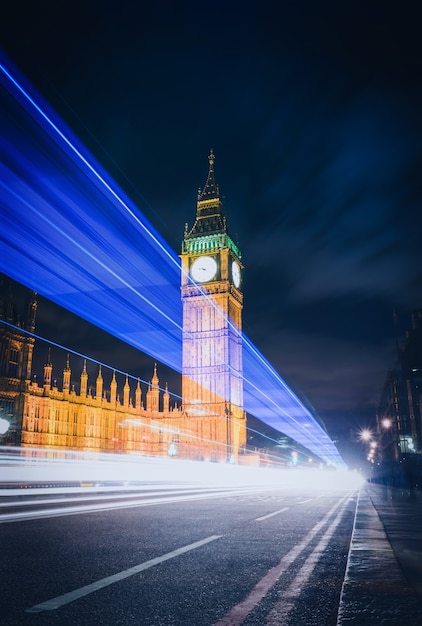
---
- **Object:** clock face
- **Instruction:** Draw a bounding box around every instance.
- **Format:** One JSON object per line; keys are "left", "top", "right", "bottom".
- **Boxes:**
{"left": 232, "top": 260, "right": 241, "bottom": 288}
{"left": 191, "top": 256, "right": 218, "bottom": 283}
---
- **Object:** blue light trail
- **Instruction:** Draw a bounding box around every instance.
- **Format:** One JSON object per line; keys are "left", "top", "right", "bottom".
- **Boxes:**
{"left": 0, "top": 54, "right": 345, "bottom": 467}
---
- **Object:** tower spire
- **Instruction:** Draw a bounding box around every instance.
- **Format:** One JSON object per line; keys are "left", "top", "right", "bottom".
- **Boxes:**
{"left": 43, "top": 348, "right": 52, "bottom": 391}
{"left": 186, "top": 150, "right": 227, "bottom": 237}
{"left": 197, "top": 149, "right": 219, "bottom": 201}
{"left": 63, "top": 354, "right": 71, "bottom": 392}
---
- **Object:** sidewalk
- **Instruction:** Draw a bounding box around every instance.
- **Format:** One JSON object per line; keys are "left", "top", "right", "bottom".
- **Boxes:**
{"left": 337, "top": 483, "right": 422, "bottom": 624}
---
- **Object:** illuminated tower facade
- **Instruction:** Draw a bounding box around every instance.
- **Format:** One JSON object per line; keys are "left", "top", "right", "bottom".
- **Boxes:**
{"left": 180, "top": 151, "right": 246, "bottom": 462}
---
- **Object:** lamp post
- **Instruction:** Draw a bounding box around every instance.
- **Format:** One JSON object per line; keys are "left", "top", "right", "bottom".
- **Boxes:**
{"left": 0, "top": 417, "right": 10, "bottom": 435}
{"left": 379, "top": 416, "right": 398, "bottom": 463}
{"left": 358, "top": 428, "right": 377, "bottom": 472}
{"left": 376, "top": 414, "right": 401, "bottom": 484}
{"left": 168, "top": 442, "right": 177, "bottom": 458}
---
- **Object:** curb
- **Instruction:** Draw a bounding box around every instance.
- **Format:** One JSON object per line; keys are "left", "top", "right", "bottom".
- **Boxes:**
{"left": 337, "top": 485, "right": 422, "bottom": 624}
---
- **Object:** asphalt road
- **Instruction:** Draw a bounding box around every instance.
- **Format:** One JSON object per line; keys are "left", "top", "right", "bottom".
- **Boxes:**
{"left": 0, "top": 479, "right": 357, "bottom": 626}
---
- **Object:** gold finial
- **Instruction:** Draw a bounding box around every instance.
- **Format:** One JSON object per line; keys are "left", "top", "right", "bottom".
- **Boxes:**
{"left": 208, "top": 149, "right": 215, "bottom": 166}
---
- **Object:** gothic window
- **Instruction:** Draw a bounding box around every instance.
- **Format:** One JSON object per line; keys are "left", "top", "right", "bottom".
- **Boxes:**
{"left": 8, "top": 348, "right": 19, "bottom": 378}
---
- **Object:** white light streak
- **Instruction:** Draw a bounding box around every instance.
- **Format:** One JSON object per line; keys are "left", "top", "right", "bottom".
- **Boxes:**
{"left": 0, "top": 58, "right": 345, "bottom": 466}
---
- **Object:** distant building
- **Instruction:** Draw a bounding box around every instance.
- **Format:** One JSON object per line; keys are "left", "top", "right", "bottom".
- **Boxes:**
{"left": 376, "top": 310, "right": 422, "bottom": 482}
{"left": 0, "top": 153, "right": 248, "bottom": 462}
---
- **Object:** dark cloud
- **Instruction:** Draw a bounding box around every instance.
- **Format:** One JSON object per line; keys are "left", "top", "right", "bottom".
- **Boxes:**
{"left": 259, "top": 327, "right": 395, "bottom": 412}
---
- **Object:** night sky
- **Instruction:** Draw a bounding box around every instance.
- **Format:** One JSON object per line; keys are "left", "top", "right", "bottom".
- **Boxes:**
{"left": 2, "top": 1, "right": 422, "bottom": 464}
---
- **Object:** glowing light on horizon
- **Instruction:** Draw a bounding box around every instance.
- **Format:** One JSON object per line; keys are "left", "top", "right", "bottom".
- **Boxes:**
{"left": 0, "top": 56, "right": 345, "bottom": 467}
{"left": 0, "top": 447, "right": 363, "bottom": 495}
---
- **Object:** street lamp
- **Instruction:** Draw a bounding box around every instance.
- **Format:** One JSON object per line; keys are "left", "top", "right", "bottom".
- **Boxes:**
{"left": 0, "top": 417, "right": 10, "bottom": 435}
{"left": 168, "top": 442, "right": 177, "bottom": 458}
{"left": 378, "top": 416, "right": 397, "bottom": 465}
{"left": 359, "top": 429, "right": 372, "bottom": 442}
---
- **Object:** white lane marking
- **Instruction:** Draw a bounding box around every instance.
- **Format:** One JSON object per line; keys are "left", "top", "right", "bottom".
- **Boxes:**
{"left": 0, "top": 486, "right": 268, "bottom": 524}
{"left": 297, "top": 498, "right": 313, "bottom": 504}
{"left": 27, "top": 534, "right": 222, "bottom": 613}
{"left": 214, "top": 495, "right": 349, "bottom": 626}
{"left": 266, "top": 498, "right": 350, "bottom": 624}
{"left": 0, "top": 487, "right": 234, "bottom": 508}
{"left": 255, "top": 507, "right": 290, "bottom": 521}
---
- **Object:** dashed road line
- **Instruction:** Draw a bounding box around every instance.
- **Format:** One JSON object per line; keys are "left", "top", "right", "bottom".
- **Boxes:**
{"left": 255, "top": 507, "right": 290, "bottom": 521}
{"left": 26, "top": 534, "right": 222, "bottom": 613}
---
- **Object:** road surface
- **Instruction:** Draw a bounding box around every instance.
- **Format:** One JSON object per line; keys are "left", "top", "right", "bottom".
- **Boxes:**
{"left": 1, "top": 474, "right": 358, "bottom": 625}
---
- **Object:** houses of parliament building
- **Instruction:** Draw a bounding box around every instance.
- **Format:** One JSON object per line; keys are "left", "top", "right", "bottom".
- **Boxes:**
{"left": 0, "top": 153, "right": 248, "bottom": 463}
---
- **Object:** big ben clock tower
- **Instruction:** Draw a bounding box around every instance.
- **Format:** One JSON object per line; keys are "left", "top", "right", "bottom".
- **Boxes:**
{"left": 180, "top": 151, "right": 246, "bottom": 462}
